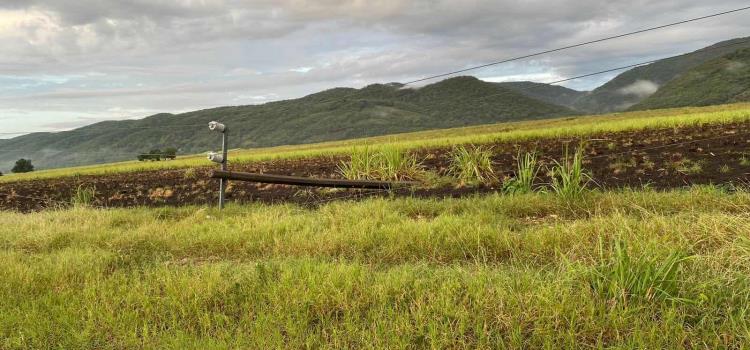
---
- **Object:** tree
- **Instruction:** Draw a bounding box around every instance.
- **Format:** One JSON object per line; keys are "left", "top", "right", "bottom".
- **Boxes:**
{"left": 11, "top": 159, "right": 34, "bottom": 173}
{"left": 148, "top": 149, "right": 162, "bottom": 161}
{"left": 163, "top": 147, "right": 177, "bottom": 160}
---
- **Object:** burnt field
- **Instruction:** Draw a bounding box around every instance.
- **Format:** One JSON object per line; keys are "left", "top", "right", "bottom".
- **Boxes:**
{"left": 3, "top": 121, "right": 750, "bottom": 212}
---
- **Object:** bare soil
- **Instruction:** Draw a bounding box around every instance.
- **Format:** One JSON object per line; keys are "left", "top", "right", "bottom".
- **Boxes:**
{"left": 3, "top": 121, "right": 750, "bottom": 212}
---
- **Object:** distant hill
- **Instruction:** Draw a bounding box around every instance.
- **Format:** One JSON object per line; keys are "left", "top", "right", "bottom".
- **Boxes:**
{"left": 571, "top": 37, "right": 750, "bottom": 113}
{"left": 0, "top": 76, "right": 573, "bottom": 171}
{"left": 631, "top": 48, "right": 750, "bottom": 110}
{"left": 495, "top": 81, "right": 587, "bottom": 109}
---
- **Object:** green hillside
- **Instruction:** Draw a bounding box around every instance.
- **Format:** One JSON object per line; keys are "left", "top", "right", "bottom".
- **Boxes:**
{"left": 631, "top": 48, "right": 750, "bottom": 110}
{"left": 0, "top": 77, "right": 573, "bottom": 172}
{"left": 572, "top": 37, "right": 750, "bottom": 113}
{"left": 496, "top": 81, "right": 587, "bottom": 108}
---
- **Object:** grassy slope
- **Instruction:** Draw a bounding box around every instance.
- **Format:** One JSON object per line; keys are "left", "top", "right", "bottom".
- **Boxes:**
{"left": 496, "top": 81, "right": 587, "bottom": 109}
{"left": 572, "top": 37, "right": 750, "bottom": 113}
{"left": 3, "top": 102, "right": 750, "bottom": 183}
{"left": 632, "top": 48, "right": 750, "bottom": 110}
{"left": 0, "top": 77, "right": 572, "bottom": 172}
{"left": 1, "top": 188, "right": 749, "bottom": 348}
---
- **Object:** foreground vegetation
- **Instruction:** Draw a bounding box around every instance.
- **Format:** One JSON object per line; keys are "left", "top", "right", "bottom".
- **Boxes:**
{"left": 2, "top": 187, "right": 750, "bottom": 348}
{"left": 1, "top": 103, "right": 749, "bottom": 184}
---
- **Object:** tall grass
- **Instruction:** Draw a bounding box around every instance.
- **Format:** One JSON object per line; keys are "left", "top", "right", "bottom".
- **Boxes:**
{"left": 549, "top": 145, "right": 591, "bottom": 200}
{"left": 1, "top": 188, "right": 750, "bottom": 347}
{"left": 71, "top": 184, "right": 96, "bottom": 207}
{"left": 448, "top": 145, "right": 496, "bottom": 184}
{"left": 503, "top": 151, "right": 540, "bottom": 194}
{"left": 589, "top": 238, "right": 690, "bottom": 305}
{"left": 338, "top": 146, "right": 377, "bottom": 180}
{"left": 339, "top": 146, "right": 423, "bottom": 181}
{"left": 377, "top": 146, "right": 423, "bottom": 181}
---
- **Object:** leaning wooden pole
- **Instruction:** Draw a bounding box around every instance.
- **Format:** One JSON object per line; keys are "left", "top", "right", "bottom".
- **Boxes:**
{"left": 211, "top": 170, "right": 418, "bottom": 189}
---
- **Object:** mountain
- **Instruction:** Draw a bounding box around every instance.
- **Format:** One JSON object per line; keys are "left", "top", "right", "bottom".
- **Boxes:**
{"left": 571, "top": 37, "right": 750, "bottom": 113}
{"left": 630, "top": 48, "right": 750, "bottom": 110}
{"left": 0, "top": 76, "right": 574, "bottom": 172}
{"left": 495, "top": 81, "right": 587, "bottom": 109}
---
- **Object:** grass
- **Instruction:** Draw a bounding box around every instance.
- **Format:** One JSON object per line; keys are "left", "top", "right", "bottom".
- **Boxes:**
{"left": 70, "top": 185, "right": 96, "bottom": 207}
{"left": 448, "top": 145, "right": 496, "bottom": 184}
{"left": 3, "top": 102, "right": 750, "bottom": 183}
{"left": 549, "top": 146, "right": 591, "bottom": 200}
{"left": 589, "top": 238, "right": 690, "bottom": 305}
{"left": 674, "top": 159, "right": 705, "bottom": 175}
{"left": 1, "top": 187, "right": 750, "bottom": 348}
{"left": 337, "top": 146, "right": 377, "bottom": 180}
{"left": 339, "top": 146, "right": 423, "bottom": 181}
{"left": 503, "top": 151, "right": 540, "bottom": 194}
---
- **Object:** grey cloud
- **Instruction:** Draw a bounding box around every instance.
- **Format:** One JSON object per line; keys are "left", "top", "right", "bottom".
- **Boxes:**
{"left": 1, "top": 0, "right": 750, "bottom": 134}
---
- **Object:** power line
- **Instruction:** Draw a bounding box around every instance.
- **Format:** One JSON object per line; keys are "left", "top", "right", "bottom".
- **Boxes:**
{"left": 2, "top": 7, "right": 748, "bottom": 142}
{"left": 403, "top": 5, "right": 750, "bottom": 85}
{"left": 466, "top": 37, "right": 750, "bottom": 102}
{"left": 0, "top": 123, "right": 212, "bottom": 136}
{"left": 547, "top": 37, "right": 750, "bottom": 84}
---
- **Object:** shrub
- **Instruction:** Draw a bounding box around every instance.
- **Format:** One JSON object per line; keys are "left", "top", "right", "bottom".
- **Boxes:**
{"left": 448, "top": 145, "right": 496, "bottom": 185}
{"left": 503, "top": 151, "right": 540, "bottom": 194}
{"left": 11, "top": 158, "right": 34, "bottom": 173}
{"left": 549, "top": 146, "right": 591, "bottom": 200}
{"left": 163, "top": 147, "right": 178, "bottom": 160}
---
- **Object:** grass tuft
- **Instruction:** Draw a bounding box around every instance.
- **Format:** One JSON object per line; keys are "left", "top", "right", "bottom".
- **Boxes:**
{"left": 549, "top": 146, "right": 591, "bottom": 200}
{"left": 338, "top": 146, "right": 377, "bottom": 180}
{"left": 589, "top": 238, "right": 691, "bottom": 305}
{"left": 339, "top": 146, "right": 423, "bottom": 181}
{"left": 71, "top": 184, "right": 96, "bottom": 207}
{"left": 448, "top": 145, "right": 496, "bottom": 185}
{"left": 503, "top": 151, "right": 540, "bottom": 194}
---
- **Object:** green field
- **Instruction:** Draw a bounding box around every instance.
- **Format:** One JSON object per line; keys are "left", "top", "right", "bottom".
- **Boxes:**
{"left": 3, "top": 103, "right": 750, "bottom": 183}
{"left": 1, "top": 188, "right": 749, "bottom": 348}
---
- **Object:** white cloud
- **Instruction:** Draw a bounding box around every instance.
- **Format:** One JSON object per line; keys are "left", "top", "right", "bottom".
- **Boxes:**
{"left": 618, "top": 80, "right": 660, "bottom": 98}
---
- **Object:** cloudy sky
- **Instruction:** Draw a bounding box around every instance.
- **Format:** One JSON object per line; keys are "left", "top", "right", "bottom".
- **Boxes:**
{"left": 1, "top": 0, "right": 749, "bottom": 137}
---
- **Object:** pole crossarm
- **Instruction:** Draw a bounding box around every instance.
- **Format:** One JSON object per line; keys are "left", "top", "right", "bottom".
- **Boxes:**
{"left": 211, "top": 170, "right": 419, "bottom": 189}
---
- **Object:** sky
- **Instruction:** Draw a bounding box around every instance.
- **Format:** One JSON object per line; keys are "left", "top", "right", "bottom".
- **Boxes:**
{"left": 1, "top": 0, "right": 749, "bottom": 137}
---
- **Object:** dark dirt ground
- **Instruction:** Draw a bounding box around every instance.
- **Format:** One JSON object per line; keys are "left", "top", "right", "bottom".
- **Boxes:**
{"left": 3, "top": 121, "right": 750, "bottom": 212}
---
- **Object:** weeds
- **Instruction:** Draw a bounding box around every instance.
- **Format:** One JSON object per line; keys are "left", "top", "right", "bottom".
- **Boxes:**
{"left": 740, "top": 154, "right": 750, "bottom": 167}
{"left": 71, "top": 185, "right": 96, "bottom": 207}
{"left": 448, "top": 145, "right": 496, "bottom": 185}
{"left": 608, "top": 156, "right": 637, "bottom": 174}
{"left": 183, "top": 168, "right": 198, "bottom": 179}
{"left": 549, "top": 146, "right": 591, "bottom": 200}
{"left": 589, "top": 238, "right": 690, "bottom": 305}
{"left": 377, "top": 146, "right": 423, "bottom": 181}
{"left": 673, "top": 159, "right": 704, "bottom": 174}
{"left": 339, "top": 146, "right": 423, "bottom": 181}
{"left": 503, "top": 151, "right": 540, "bottom": 194}
{"left": 338, "top": 146, "right": 377, "bottom": 180}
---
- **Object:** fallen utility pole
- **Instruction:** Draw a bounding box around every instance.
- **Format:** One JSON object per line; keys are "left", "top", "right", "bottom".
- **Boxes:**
{"left": 211, "top": 170, "right": 418, "bottom": 189}
{"left": 206, "top": 121, "right": 419, "bottom": 209}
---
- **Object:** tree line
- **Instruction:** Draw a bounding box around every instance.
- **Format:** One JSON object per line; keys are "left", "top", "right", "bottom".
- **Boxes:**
{"left": 0, "top": 148, "right": 180, "bottom": 176}
{"left": 137, "top": 148, "right": 178, "bottom": 161}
